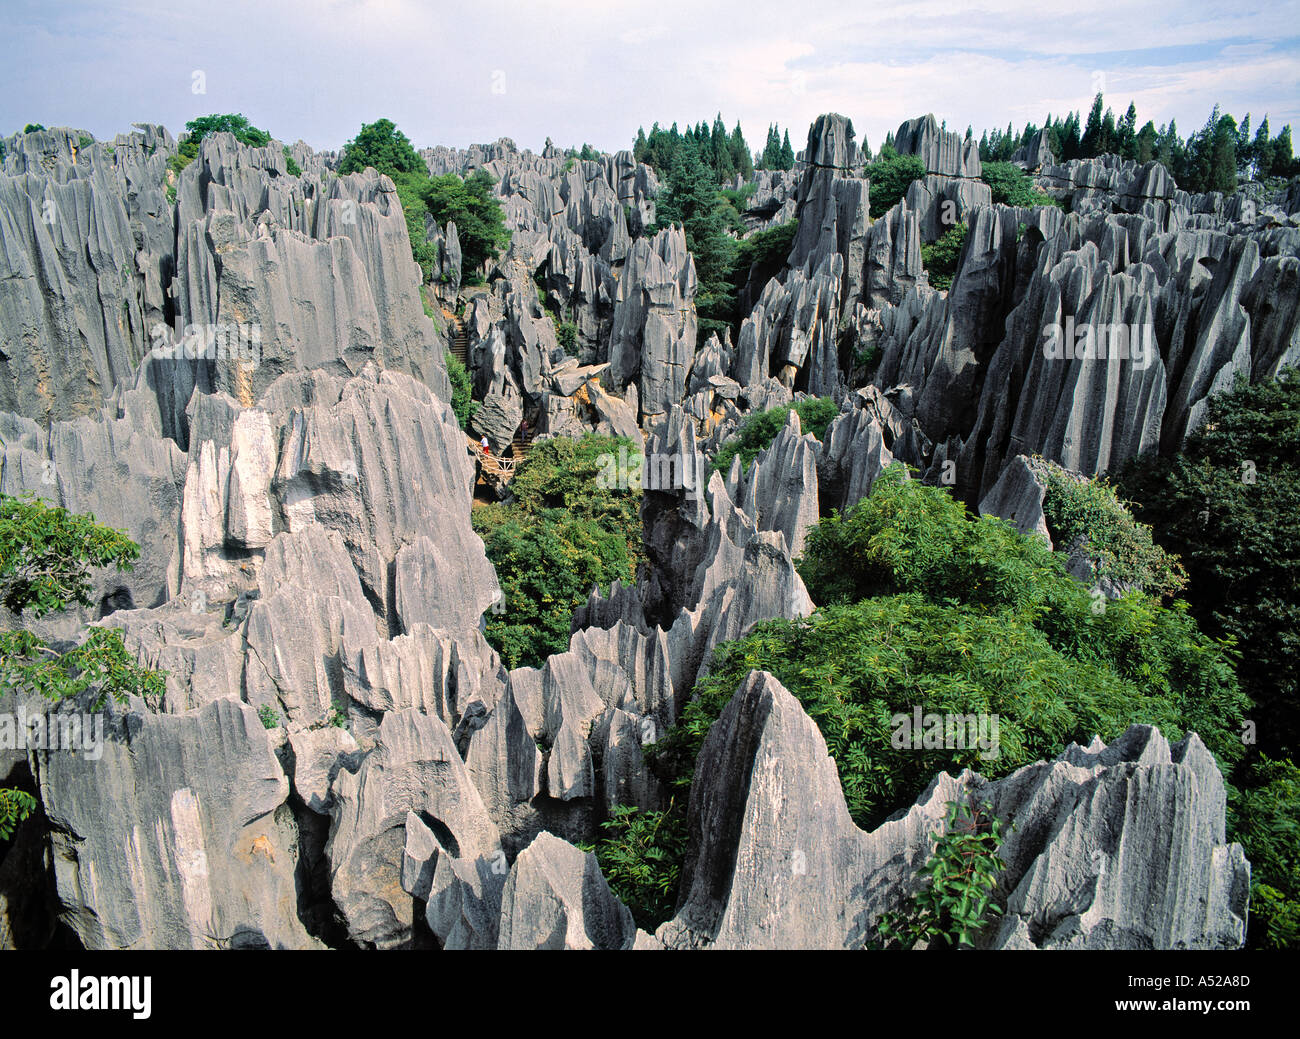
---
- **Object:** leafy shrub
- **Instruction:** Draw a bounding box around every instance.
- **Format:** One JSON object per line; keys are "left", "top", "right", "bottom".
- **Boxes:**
{"left": 282, "top": 145, "right": 302, "bottom": 176}
{"left": 1228, "top": 756, "right": 1300, "bottom": 949}
{"left": 0, "top": 788, "right": 38, "bottom": 843}
{"left": 22, "top": 123, "right": 44, "bottom": 133}
{"left": 473, "top": 436, "right": 642, "bottom": 669}
{"left": 980, "top": 160, "right": 1060, "bottom": 207}
{"left": 556, "top": 320, "right": 579, "bottom": 356}
{"left": 78, "top": 134, "right": 92, "bottom": 150}
{"left": 921, "top": 223, "right": 967, "bottom": 290}
{"left": 864, "top": 152, "right": 926, "bottom": 217}
{"left": 712, "top": 396, "right": 839, "bottom": 474}
{"left": 257, "top": 704, "right": 280, "bottom": 729}
{"left": 579, "top": 802, "right": 687, "bottom": 930}
{"left": 875, "top": 799, "right": 1005, "bottom": 949}
{"left": 444, "top": 351, "right": 476, "bottom": 430}
{"left": 1040, "top": 460, "right": 1186, "bottom": 597}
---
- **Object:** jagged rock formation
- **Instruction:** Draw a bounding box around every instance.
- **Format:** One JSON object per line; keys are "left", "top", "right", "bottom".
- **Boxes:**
{"left": 656, "top": 671, "right": 1248, "bottom": 950}
{"left": 0, "top": 113, "right": 1268, "bottom": 952}
{"left": 38, "top": 697, "right": 319, "bottom": 950}
{"left": 0, "top": 126, "right": 449, "bottom": 440}
{"left": 896, "top": 114, "right": 993, "bottom": 242}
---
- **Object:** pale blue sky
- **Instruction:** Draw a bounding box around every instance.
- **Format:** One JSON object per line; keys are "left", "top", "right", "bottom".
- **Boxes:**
{"left": 3, "top": 0, "right": 1298, "bottom": 156}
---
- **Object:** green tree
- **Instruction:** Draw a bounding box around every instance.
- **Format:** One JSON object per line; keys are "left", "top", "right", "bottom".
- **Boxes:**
{"left": 1116, "top": 370, "right": 1300, "bottom": 759}
{"left": 1228, "top": 756, "right": 1300, "bottom": 949}
{"left": 419, "top": 170, "right": 511, "bottom": 279}
{"left": 778, "top": 129, "right": 795, "bottom": 170}
{"left": 337, "top": 117, "right": 425, "bottom": 178}
{"left": 1081, "top": 93, "right": 1106, "bottom": 157}
{"left": 444, "top": 351, "right": 477, "bottom": 430}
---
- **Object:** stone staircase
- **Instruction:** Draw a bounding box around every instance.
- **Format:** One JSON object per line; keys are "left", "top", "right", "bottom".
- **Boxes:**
{"left": 450, "top": 317, "right": 469, "bottom": 367}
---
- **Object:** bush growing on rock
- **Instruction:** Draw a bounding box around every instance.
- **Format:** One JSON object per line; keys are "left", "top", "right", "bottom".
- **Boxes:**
{"left": 1039, "top": 460, "right": 1186, "bottom": 598}
{"left": 711, "top": 396, "right": 839, "bottom": 474}
{"left": 473, "top": 436, "right": 642, "bottom": 669}
{"left": 0, "top": 495, "right": 165, "bottom": 841}
{"left": 863, "top": 150, "right": 925, "bottom": 217}
{"left": 168, "top": 113, "right": 272, "bottom": 174}
{"left": 980, "top": 160, "right": 1060, "bottom": 207}
{"left": 920, "top": 223, "right": 967, "bottom": 290}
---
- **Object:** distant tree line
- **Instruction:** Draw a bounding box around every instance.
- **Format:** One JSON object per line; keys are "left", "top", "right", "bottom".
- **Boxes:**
{"left": 634, "top": 114, "right": 756, "bottom": 183}
{"left": 978, "top": 93, "right": 1298, "bottom": 193}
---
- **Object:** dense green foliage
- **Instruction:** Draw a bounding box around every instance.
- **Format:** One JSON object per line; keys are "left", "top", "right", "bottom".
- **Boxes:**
{"left": 0, "top": 496, "right": 165, "bottom": 842}
{"left": 654, "top": 467, "right": 1245, "bottom": 830}
{"left": 339, "top": 119, "right": 510, "bottom": 282}
{"left": 337, "top": 117, "right": 425, "bottom": 178}
{"left": 578, "top": 802, "right": 688, "bottom": 930}
{"left": 444, "top": 351, "right": 476, "bottom": 430}
{"left": 634, "top": 117, "right": 804, "bottom": 339}
{"left": 863, "top": 150, "right": 925, "bottom": 218}
{"left": 875, "top": 799, "right": 1005, "bottom": 949}
{"left": 281, "top": 145, "right": 301, "bottom": 177}
{"left": 1115, "top": 371, "right": 1300, "bottom": 950}
{"left": 419, "top": 170, "right": 511, "bottom": 277}
{"left": 22, "top": 123, "right": 45, "bottom": 133}
{"left": 711, "top": 396, "right": 839, "bottom": 474}
{"left": 1040, "top": 462, "right": 1186, "bottom": 598}
{"left": 650, "top": 135, "right": 741, "bottom": 337}
{"left": 1116, "top": 371, "right": 1300, "bottom": 758}
{"left": 473, "top": 437, "right": 642, "bottom": 669}
{"left": 168, "top": 113, "right": 271, "bottom": 174}
{"left": 1228, "top": 757, "right": 1300, "bottom": 949}
{"left": 980, "top": 161, "right": 1060, "bottom": 208}
{"left": 920, "top": 223, "right": 967, "bottom": 290}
